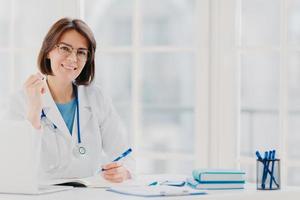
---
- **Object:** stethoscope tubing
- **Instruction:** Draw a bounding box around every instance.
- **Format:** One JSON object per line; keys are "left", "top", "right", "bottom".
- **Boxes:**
{"left": 40, "top": 85, "right": 82, "bottom": 146}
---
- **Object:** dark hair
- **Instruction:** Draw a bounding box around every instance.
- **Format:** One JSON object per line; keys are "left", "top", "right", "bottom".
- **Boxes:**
{"left": 38, "top": 18, "right": 96, "bottom": 85}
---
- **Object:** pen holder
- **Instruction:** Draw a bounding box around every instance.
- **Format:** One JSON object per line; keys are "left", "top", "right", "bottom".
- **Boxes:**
{"left": 256, "top": 159, "right": 280, "bottom": 190}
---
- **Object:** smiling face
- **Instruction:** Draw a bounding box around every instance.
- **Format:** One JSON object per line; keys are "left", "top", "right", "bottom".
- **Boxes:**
{"left": 47, "top": 29, "right": 89, "bottom": 84}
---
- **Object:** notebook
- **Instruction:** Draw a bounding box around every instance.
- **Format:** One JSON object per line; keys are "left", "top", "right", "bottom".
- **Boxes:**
{"left": 187, "top": 178, "right": 244, "bottom": 190}
{"left": 0, "top": 120, "right": 72, "bottom": 194}
{"left": 44, "top": 175, "right": 146, "bottom": 188}
{"left": 192, "top": 169, "right": 246, "bottom": 183}
{"left": 107, "top": 185, "right": 207, "bottom": 197}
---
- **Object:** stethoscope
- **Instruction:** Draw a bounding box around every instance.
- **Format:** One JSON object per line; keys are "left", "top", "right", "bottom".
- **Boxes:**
{"left": 40, "top": 85, "right": 87, "bottom": 158}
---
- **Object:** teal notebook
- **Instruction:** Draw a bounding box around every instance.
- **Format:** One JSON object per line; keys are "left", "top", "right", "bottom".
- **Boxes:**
{"left": 192, "top": 169, "right": 246, "bottom": 184}
{"left": 187, "top": 178, "right": 244, "bottom": 190}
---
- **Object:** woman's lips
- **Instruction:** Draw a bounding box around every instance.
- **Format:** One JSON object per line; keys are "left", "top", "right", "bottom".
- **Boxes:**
{"left": 61, "top": 63, "right": 77, "bottom": 70}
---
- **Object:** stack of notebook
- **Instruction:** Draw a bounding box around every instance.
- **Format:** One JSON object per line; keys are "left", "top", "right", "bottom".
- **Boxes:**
{"left": 187, "top": 169, "right": 246, "bottom": 190}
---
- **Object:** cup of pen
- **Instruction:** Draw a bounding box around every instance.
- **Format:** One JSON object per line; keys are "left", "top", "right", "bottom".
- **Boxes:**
{"left": 256, "top": 158, "right": 280, "bottom": 190}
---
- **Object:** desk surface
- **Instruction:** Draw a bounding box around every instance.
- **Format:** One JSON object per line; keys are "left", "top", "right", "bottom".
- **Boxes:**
{"left": 1, "top": 174, "right": 300, "bottom": 200}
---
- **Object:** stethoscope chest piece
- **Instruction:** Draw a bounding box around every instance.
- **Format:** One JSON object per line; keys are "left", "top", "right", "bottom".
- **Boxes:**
{"left": 78, "top": 146, "right": 86, "bottom": 155}
{"left": 73, "top": 145, "right": 87, "bottom": 157}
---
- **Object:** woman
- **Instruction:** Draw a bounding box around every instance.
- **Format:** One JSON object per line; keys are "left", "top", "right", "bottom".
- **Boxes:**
{"left": 5, "top": 18, "right": 134, "bottom": 182}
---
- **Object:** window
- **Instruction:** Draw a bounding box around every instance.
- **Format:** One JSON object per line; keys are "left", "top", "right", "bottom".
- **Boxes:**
{"left": 239, "top": 0, "right": 300, "bottom": 186}
{"left": 82, "top": 0, "right": 209, "bottom": 174}
{"left": 0, "top": 0, "right": 79, "bottom": 108}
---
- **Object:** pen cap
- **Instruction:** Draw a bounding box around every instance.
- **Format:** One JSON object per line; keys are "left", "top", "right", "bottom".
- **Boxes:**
{"left": 256, "top": 158, "right": 280, "bottom": 190}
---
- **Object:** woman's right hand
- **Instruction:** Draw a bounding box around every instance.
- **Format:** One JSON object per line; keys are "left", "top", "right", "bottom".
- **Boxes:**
{"left": 24, "top": 73, "right": 47, "bottom": 129}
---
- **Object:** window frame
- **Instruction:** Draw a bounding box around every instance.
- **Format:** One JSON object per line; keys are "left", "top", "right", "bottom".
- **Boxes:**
{"left": 79, "top": 0, "right": 211, "bottom": 172}
{"left": 236, "top": 0, "right": 300, "bottom": 186}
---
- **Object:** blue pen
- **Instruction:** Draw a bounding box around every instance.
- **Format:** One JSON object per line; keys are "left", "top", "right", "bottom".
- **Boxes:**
{"left": 256, "top": 150, "right": 279, "bottom": 188}
{"left": 102, "top": 148, "right": 132, "bottom": 171}
{"left": 270, "top": 150, "right": 276, "bottom": 189}
{"left": 262, "top": 151, "right": 274, "bottom": 189}
{"left": 148, "top": 181, "right": 185, "bottom": 187}
{"left": 113, "top": 148, "right": 132, "bottom": 162}
{"left": 261, "top": 151, "right": 268, "bottom": 189}
{"left": 148, "top": 181, "right": 158, "bottom": 186}
{"left": 265, "top": 151, "right": 273, "bottom": 187}
{"left": 256, "top": 151, "right": 263, "bottom": 161}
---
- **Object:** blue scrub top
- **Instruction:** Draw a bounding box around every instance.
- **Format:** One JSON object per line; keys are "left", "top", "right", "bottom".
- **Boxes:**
{"left": 56, "top": 98, "right": 76, "bottom": 135}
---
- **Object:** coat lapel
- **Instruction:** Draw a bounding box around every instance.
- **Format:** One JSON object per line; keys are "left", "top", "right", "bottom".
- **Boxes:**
{"left": 71, "top": 86, "right": 92, "bottom": 137}
{"left": 41, "top": 84, "right": 92, "bottom": 140}
{"left": 42, "top": 85, "right": 72, "bottom": 139}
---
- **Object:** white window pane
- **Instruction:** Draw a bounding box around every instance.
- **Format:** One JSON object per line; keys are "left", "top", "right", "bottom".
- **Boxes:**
{"left": 287, "top": 167, "right": 300, "bottom": 186}
{"left": 85, "top": 0, "right": 133, "bottom": 46}
{"left": 141, "top": 111, "right": 194, "bottom": 153}
{"left": 288, "top": 53, "right": 300, "bottom": 109}
{"left": 95, "top": 53, "right": 132, "bottom": 136}
{"left": 241, "top": 112, "right": 253, "bottom": 156}
{"left": 38, "top": 1, "right": 74, "bottom": 36}
{"left": 140, "top": 52, "right": 195, "bottom": 153}
{"left": 14, "top": 0, "right": 72, "bottom": 49}
{"left": 287, "top": 115, "right": 300, "bottom": 159}
{"left": 0, "top": 52, "right": 11, "bottom": 98}
{"left": 14, "top": 0, "right": 44, "bottom": 48}
{"left": 241, "top": 0, "right": 280, "bottom": 47}
{"left": 141, "top": 0, "right": 195, "bottom": 46}
{"left": 0, "top": 1, "right": 10, "bottom": 47}
{"left": 141, "top": 53, "right": 194, "bottom": 106}
{"left": 137, "top": 158, "right": 193, "bottom": 174}
{"left": 241, "top": 53, "right": 279, "bottom": 109}
{"left": 288, "top": 0, "right": 300, "bottom": 46}
{"left": 288, "top": 52, "right": 300, "bottom": 159}
{"left": 95, "top": 53, "right": 132, "bottom": 104}
{"left": 241, "top": 112, "right": 279, "bottom": 155}
{"left": 241, "top": 53, "right": 280, "bottom": 156}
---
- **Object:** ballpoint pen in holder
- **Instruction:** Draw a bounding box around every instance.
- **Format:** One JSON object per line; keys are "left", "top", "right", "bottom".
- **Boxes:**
{"left": 256, "top": 150, "right": 280, "bottom": 190}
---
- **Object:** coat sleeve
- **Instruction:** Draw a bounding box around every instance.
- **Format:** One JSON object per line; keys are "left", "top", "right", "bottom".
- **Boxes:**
{"left": 92, "top": 85, "right": 136, "bottom": 178}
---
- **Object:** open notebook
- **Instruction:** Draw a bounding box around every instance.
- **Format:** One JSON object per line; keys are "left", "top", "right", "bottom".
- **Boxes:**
{"left": 42, "top": 175, "right": 146, "bottom": 188}
{"left": 107, "top": 185, "right": 207, "bottom": 197}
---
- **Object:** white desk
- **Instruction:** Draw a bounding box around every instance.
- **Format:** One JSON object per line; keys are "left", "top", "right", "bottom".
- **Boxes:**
{"left": 0, "top": 174, "right": 300, "bottom": 200}
{"left": 1, "top": 186, "right": 300, "bottom": 200}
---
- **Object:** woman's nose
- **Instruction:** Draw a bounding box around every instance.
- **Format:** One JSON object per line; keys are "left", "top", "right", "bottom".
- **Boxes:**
{"left": 66, "top": 50, "right": 78, "bottom": 62}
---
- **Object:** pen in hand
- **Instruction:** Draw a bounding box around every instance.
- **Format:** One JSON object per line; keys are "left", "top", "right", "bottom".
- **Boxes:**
{"left": 102, "top": 148, "right": 132, "bottom": 171}
{"left": 113, "top": 148, "right": 132, "bottom": 162}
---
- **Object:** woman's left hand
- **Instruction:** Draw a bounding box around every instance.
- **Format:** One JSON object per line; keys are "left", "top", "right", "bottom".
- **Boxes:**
{"left": 101, "top": 162, "right": 131, "bottom": 183}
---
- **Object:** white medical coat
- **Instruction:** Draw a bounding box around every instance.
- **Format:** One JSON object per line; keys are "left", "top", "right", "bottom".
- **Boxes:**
{"left": 3, "top": 84, "right": 135, "bottom": 180}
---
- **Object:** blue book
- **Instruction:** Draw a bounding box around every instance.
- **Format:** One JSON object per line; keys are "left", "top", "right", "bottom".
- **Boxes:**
{"left": 192, "top": 169, "right": 246, "bottom": 184}
{"left": 187, "top": 178, "right": 244, "bottom": 190}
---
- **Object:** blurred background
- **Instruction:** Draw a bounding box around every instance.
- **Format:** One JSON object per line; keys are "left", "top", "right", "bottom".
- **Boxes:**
{"left": 0, "top": 0, "right": 300, "bottom": 186}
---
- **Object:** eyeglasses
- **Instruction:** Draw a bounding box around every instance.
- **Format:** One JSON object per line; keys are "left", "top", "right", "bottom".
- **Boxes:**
{"left": 55, "top": 43, "right": 90, "bottom": 62}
